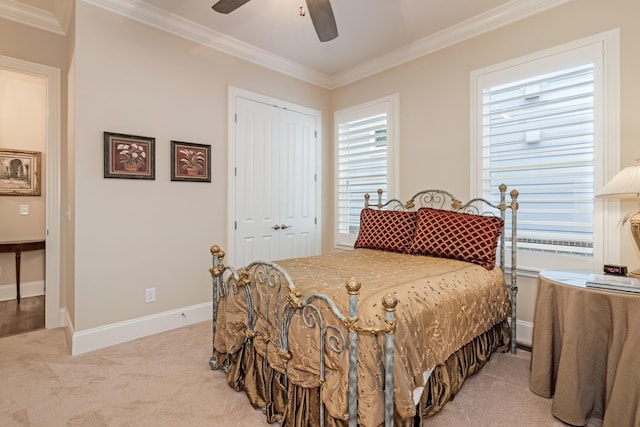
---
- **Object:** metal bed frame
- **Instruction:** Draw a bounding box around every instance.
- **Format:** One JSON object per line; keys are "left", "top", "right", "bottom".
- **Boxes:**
{"left": 208, "top": 184, "right": 519, "bottom": 426}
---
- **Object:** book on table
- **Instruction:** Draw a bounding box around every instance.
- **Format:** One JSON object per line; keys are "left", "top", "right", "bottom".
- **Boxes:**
{"left": 586, "top": 273, "right": 640, "bottom": 293}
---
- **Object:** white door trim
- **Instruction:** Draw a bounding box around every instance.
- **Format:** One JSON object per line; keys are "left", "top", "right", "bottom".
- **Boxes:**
{"left": 227, "top": 87, "right": 322, "bottom": 266}
{"left": 0, "top": 54, "right": 62, "bottom": 328}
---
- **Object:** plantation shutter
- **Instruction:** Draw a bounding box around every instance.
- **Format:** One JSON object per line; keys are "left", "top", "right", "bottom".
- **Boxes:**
{"left": 337, "top": 113, "right": 388, "bottom": 237}
{"left": 481, "top": 63, "right": 595, "bottom": 255}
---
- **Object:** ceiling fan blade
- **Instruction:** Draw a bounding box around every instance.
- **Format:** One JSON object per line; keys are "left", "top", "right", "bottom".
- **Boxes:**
{"left": 305, "top": 0, "right": 338, "bottom": 42}
{"left": 212, "top": 0, "right": 251, "bottom": 14}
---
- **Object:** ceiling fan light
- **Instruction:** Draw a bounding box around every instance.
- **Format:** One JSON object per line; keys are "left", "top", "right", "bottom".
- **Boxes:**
{"left": 212, "top": 0, "right": 337, "bottom": 42}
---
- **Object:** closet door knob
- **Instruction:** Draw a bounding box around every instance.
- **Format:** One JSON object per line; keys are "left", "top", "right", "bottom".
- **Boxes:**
{"left": 272, "top": 225, "right": 281, "bottom": 230}
{"left": 280, "top": 224, "right": 291, "bottom": 229}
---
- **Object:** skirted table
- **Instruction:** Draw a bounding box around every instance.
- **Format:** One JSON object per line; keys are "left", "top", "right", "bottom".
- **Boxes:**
{"left": 530, "top": 270, "right": 640, "bottom": 427}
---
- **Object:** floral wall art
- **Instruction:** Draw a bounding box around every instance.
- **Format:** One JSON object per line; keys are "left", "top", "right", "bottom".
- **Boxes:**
{"left": 170, "top": 141, "right": 211, "bottom": 182}
{"left": 103, "top": 132, "right": 155, "bottom": 180}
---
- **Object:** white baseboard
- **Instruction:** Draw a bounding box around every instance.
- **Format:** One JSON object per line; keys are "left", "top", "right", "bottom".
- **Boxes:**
{"left": 516, "top": 319, "right": 533, "bottom": 347}
{"left": 0, "top": 280, "right": 44, "bottom": 301}
{"left": 71, "top": 302, "right": 213, "bottom": 355}
{"left": 68, "top": 303, "right": 531, "bottom": 356}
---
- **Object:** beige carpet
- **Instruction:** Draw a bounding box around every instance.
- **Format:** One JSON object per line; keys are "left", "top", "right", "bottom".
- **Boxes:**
{"left": 0, "top": 322, "right": 602, "bottom": 426}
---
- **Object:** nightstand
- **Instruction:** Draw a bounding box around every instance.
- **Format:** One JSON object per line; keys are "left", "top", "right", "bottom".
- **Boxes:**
{"left": 529, "top": 270, "right": 640, "bottom": 427}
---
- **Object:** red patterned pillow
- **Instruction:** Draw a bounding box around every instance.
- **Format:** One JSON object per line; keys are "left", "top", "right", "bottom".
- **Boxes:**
{"left": 408, "top": 208, "right": 504, "bottom": 270}
{"left": 354, "top": 209, "right": 417, "bottom": 253}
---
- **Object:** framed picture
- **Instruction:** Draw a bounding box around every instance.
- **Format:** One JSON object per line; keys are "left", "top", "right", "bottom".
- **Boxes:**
{"left": 104, "top": 132, "right": 155, "bottom": 180}
{"left": 170, "top": 141, "right": 211, "bottom": 182}
{"left": 0, "top": 148, "right": 42, "bottom": 196}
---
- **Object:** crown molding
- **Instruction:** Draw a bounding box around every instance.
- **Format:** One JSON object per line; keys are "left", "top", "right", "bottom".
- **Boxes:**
{"left": 0, "top": 0, "right": 65, "bottom": 35}
{"left": 83, "top": 0, "right": 333, "bottom": 88}
{"left": 83, "top": 0, "right": 569, "bottom": 89}
{"left": 55, "top": 0, "right": 74, "bottom": 35}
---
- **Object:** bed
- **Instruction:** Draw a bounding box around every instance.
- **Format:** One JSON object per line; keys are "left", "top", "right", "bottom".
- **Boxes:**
{"left": 208, "top": 184, "right": 519, "bottom": 426}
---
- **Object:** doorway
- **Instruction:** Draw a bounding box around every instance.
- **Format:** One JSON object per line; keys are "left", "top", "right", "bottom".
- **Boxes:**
{"left": 0, "top": 54, "right": 62, "bottom": 331}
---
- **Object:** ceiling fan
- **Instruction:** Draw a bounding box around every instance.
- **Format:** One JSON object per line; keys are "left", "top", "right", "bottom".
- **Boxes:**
{"left": 212, "top": 0, "right": 338, "bottom": 42}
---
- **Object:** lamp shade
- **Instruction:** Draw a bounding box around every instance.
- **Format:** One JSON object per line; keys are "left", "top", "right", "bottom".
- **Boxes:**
{"left": 596, "top": 159, "right": 640, "bottom": 199}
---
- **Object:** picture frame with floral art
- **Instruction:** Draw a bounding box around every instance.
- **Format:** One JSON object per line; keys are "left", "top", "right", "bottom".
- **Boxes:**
{"left": 170, "top": 141, "right": 211, "bottom": 182}
{"left": 0, "top": 148, "right": 42, "bottom": 196}
{"left": 104, "top": 132, "right": 155, "bottom": 180}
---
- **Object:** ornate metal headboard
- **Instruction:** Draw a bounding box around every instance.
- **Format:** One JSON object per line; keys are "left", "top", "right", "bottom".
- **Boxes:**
{"left": 365, "top": 185, "right": 517, "bottom": 216}
{"left": 365, "top": 188, "right": 462, "bottom": 211}
{"left": 364, "top": 183, "right": 520, "bottom": 354}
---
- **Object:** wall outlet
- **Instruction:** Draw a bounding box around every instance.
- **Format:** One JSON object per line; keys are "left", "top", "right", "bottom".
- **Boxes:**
{"left": 19, "top": 204, "right": 29, "bottom": 215}
{"left": 144, "top": 287, "right": 156, "bottom": 303}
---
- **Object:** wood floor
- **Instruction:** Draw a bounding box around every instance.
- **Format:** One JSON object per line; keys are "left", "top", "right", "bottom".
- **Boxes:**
{"left": 0, "top": 296, "right": 45, "bottom": 338}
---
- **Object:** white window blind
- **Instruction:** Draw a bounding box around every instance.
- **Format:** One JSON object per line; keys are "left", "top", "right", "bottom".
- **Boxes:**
{"left": 482, "top": 63, "right": 595, "bottom": 255}
{"left": 338, "top": 114, "right": 388, "bottom": 234}
{"left": 472, "top": 31, "right": 621, "bottom": 272}
{"left": 334, "top": 95, "right": 398, "bottom": 247}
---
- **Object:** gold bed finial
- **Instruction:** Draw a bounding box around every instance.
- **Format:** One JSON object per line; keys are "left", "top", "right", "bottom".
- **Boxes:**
{"left": 345, "top": 277, "right": 361, "bottom": 294}
{"left": 210, "top": 245, "right": 225, "bottom": 259}
{"left": 382, "top": 293, "right": 398, "bottom": 312}
{"left": 510, "top": 189, "right": 519, "bottom": 210}
{"left": 209, "top": 244, "right": 226, "bottom": 277}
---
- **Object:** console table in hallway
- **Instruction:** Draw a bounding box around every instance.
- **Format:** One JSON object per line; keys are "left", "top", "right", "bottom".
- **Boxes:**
{"left": 0, "top": 240, "right": 46, "bottom": 303}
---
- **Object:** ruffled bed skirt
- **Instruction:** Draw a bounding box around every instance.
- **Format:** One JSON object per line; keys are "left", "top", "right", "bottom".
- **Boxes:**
{"left": 213, "top": 320, "right": 511, "bottom": 426}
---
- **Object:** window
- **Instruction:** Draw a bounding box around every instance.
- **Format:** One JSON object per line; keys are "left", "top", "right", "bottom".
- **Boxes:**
{"left": 482, "top": 63, "right": 596, "bottom": 255}
{"left": 471, "top": 31, "right": 619, "bottom": 272}
{"left": 335, "top": 94, "right": 399, "bottom": 248}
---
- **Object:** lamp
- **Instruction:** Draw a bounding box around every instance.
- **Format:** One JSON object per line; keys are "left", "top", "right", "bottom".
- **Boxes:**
{"left": 596, "top": 159, "right": 640, "bottom": 278}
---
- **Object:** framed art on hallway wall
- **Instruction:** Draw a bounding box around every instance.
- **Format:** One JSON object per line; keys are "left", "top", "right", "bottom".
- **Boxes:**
{"left": 0, "top": 148, "right": 41, "bottom": 196}
{"left": 103, "top": 132, "right": 155, "bottom": 180}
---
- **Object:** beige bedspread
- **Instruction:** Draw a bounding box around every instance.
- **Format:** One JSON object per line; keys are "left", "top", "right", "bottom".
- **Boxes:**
{"left": 214, "top": 248, "right": 510, "bottom": 425}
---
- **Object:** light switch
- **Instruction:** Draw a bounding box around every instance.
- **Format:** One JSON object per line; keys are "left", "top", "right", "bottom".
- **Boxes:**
{"left": 19, "top": 204, "right": 29, "bottom": 215}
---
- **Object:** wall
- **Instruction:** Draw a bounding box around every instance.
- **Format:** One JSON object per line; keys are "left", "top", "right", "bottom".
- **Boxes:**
{"left": 331, "top": 0, "right": 640, "bottom": 326}
{"left": 0, "top": 70, "right": 46, "bottom": 295}
{"left": 72, "top": 2, "right": 331, "bottom": 331}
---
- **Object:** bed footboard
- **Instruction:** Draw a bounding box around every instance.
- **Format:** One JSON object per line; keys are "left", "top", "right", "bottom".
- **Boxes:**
{"left": 208, "top": 246, "right": 398, "bottom": 427}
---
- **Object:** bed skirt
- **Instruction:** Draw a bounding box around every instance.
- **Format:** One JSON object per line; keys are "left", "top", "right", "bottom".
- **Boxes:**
{"left": 213, "top": 319, "right": 511, "bottom": 426}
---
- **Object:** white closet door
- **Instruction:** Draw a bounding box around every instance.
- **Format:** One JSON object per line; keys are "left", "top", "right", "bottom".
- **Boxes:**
{"left": 234, "top": 97, "right": 281, "bottom": 266}
{"left": 233, "top": 97, "right": 318, "bottom": 266}
{"left": 278, "top": 108, "right": 317, "bottom": 261}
